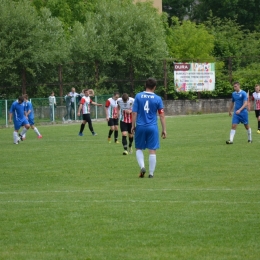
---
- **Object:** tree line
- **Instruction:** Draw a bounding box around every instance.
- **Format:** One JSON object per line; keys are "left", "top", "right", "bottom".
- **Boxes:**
{"left": 1, "top": 0, "right": 260, "bottom": 99}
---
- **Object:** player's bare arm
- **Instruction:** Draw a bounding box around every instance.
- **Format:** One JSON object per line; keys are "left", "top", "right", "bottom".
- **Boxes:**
{"left": 77, "top": 104, "right": 82, "bottom": 116}
{"left": 131, "top": 112, "right": 137, "bottom": 134}
{"left": 9, "top": 113, "right": 12, "bottom": 123}
{"left": 236, "top": 100, "right": 247, "bottom": 114}
{"left": 159, "top": 111, "right": 166, "bottom": 139}
{"left": 228, "top": 102, "right": 234, "bottom": 116}
{"left": 92, "top": 102, "right": 102, "bottom": 107}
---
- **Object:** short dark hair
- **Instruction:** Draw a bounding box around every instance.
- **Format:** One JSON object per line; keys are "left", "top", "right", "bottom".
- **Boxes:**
{"left": 122, "top": 93, "right": 129, "bottom": 102}
{"left": 113, "top": 92, "right": 119, "bottom": 96}
{"left": 146, "top": 78, "right": 157, "bottom": 90}
{"left": 233, "top": 81, "right": 240, "bottom": 86}
{"left": 18, "top": 96, "right": 24, "bottom": 103}
{"left": 23, "top": 94, "right": 28, "bottom": 99}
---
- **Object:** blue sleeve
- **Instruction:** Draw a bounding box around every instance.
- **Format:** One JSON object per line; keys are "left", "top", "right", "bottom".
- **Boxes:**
{"left": 9, "top": 102, "right": 15, "bottom": 113}
{"left": 242, "top": 91, "right": 248, "bottom": 101}
{"left": 132, "top": 95, "right": 139, "bottom": 112}
{"left": 158, "top": 96, "right": 164, "bottom": 110}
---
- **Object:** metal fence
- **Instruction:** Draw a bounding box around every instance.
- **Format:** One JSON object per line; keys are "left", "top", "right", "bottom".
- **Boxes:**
{"left": 0, "top": 95, "right": 111, "bottom": 127}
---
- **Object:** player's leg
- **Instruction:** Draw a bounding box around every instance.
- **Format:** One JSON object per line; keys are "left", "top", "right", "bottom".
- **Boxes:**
{"left": 128, "top": 123, "right": 133, "bottom": 154}
{"left": 31, "top": 124, "right": 42, "bottom": 138}
{"left": 226, "top": 115, "right": 239, "bottom": 144}
{"left": 13, "top": 121, "right": 21, "bottom": 144}
{"left": 86, "top": 114, "right": 96, "bottom": 135}
{"left": 79, "top": 115, "right": 87, "bottom": 136}
{"left": 120, "top": 121, "right": 128, "bottom": 155}
{"left": 107, "top": 119, "right": 114, "bottom": 143}
{"left": 256, "top": 110, "right": 260, "bottom": 133}
{"left": 244, "top": 124, "right": 252, "bottom": 142}
{"left": 146, "top": 125, "right": 159, "bottom": 178}
{"left": 114, "top": 119, "right": 119, "bottom": 143}
{"left": 240, "top": 111, "right": 252, "bottom": 143}
{"left": 135, "top": 125, "right": 146, "bottom": 177}
{"left": 19, "top": 119, "right": 30, "bottom": 141}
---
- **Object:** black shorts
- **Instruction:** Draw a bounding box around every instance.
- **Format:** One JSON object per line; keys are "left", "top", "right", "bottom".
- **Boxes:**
{"left": 108, "top": 118, "right": 118, "bottom": 126}
{"left": 120, "top": 121, "right": 132, "bottom": 134}
{"left": 255, "top": 110, "right": 260, "bottom": 117}
{"left": 82, "top": 114, "right": 91, "bottom": 123}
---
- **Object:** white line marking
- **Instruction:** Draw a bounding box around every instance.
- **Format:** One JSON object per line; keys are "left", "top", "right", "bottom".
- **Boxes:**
{"left": 0, "top": 200, "right": 259, "bottom": 204}
{"left": 0, "top": 188, "right": 259, "bottom": 195}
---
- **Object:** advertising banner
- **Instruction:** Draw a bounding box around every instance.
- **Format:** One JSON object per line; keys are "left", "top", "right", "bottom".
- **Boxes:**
{"left": 174, "top": 63, "right": 215, "bottom": 92}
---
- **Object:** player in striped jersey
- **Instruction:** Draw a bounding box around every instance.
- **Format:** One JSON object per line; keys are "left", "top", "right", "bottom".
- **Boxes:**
{"left": 77, "top": 89, "right": 103, "bottom": 136}
{"left": 252, "top": 84, "right": 260, "bottom": 133}
{"left": 117, "top": 93, "right": 135, "bottom": 155}
{"left": 105, "top": 92, "right": 120, "bottom": 143}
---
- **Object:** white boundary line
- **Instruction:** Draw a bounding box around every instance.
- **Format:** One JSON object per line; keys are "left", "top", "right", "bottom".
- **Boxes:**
{"left": 0, "top": 200, "right": 259, "bottom": 204}
{"left": 0, "top": 188, "right": 259, "bottom": 195}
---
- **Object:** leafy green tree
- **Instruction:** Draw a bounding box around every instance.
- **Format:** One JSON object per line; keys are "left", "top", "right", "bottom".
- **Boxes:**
{"left": 166, "top": 17, "right": 214, "bottom": 60}
{"left": 0, "top": 0, "right": 69, "bottom": 96}
{"left": 193, "top": 0, "right": 260, "bottom": 32}
{"left": 70, "top": 0, "right": 168, "bottom": 93}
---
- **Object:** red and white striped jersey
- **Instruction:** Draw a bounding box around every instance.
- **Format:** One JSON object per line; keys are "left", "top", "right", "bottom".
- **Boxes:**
{"left": 117, "top": 97, "right": 135, "bottom": 123}
{"left": 105, "top": 98, "right": 118, "bottom": 118}
{"left": 80, "top": 96, "right": 92, "bottom": 114}
{"left": 252, "top": 92, "right": 260, "bottom": 110}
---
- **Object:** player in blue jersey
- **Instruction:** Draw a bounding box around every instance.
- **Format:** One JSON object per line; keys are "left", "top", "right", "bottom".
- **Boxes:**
{"left": 9, "top": 96, "right": 30, "bottom": 144}
{"left": 131, "top": 78, "right": 167, "bottom": 178}
{"left": 226, "top": 82, "right": 252, "bottom": 144}
{"left": 22, "top": 94, "right": 42, "bottom": 139}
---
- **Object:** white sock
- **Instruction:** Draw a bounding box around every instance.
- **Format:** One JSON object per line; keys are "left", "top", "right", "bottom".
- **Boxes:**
{"left": 247, "top": 128, "right": 252, "bottom": 141}
{"left": 34, "top": 127, "right": 40, "bottom": 136}
{"left": 136, "top": 150, "right": 145, "bottom": 169}
{"left": 13, "top": 131, "right": 18, "bottom": 143}
{"left": 20, "top": 128, "right": 27, "bottom": 136}
{"left": 149, "top": 154, "right": 156, "bottom": 176}
{"left": 230, "top": 129, "right": 236, "bottom": 142}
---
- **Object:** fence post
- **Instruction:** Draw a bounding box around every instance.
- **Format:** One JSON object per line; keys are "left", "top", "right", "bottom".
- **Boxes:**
{"left": 163, "top": 60, "right": 168, "bottom": 100}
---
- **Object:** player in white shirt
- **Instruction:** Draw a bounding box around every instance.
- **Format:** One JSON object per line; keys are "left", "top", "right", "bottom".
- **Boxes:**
{"left": 77, "top": 89, "right": 103, "bottom": 136}
{"left": 117, "top": 93, "right": 135, "bottom": 155}
{"left": 105, "top": 92, "right": 120, "bottom": 143}
{"left": 252, "top": 84, "right": 260, "bottom": 133}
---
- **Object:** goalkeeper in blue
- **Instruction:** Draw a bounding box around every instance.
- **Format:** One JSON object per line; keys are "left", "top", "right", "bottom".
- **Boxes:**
{"left": 131, "top": 78, "right": 167, "bottom": 178}
{"left": 226, "top": 82, "right": 252, "bottom": 144}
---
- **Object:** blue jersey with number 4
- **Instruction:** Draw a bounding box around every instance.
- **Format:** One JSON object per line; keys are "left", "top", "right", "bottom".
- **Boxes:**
{"left": 132, "top": 91, "right": 164, "bottom": 126}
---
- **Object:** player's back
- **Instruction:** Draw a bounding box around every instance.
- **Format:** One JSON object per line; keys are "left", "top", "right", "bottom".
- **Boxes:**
{"left": 133, "top": 91, "right": 163, "bottom": 126}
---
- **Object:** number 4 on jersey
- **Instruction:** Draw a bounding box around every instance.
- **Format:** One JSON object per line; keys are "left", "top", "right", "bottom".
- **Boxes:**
{"left": 144, "top": 100, "right": 149, "bottom": 113}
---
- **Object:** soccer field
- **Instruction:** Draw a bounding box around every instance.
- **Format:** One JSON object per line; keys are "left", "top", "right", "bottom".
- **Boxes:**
{"left": 0, "top": 113, "right": 259, "bottom": 260}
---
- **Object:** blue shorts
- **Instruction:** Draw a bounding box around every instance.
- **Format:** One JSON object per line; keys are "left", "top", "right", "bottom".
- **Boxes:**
{"left": 28, "top": 118, "right": 35, "bottom": 125}
{"left": 13, "top": 118, "right": 29, "bottom": 131}
{"left": 232, "top": 111, "right": 248, "bottom": 125}
{"left": 134, "top": 125, "right": 159, "bottom": 150}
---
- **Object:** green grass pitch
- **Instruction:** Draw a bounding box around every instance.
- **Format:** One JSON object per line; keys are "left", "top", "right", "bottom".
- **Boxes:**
{"left": 0, "top": 113, "right": 259, "bottom": 260}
